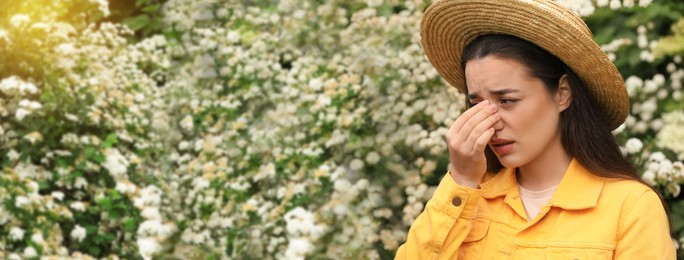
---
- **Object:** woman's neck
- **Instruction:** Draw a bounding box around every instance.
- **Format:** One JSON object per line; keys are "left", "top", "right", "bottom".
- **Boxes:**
{"left": 516, "top": 137, "right": 572, "bottom": 191}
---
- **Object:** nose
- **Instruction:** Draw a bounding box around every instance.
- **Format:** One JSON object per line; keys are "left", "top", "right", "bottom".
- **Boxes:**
{"left": 492, "top": 116, "right": 504, "bottom": 132}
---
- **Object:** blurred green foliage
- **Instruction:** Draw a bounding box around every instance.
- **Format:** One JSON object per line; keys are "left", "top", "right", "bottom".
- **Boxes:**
{"left": 106, "top": 0, "right": 167, "bottom": 39}
{"left": 585, "top": 1, "right": 684, "bottom": 77}
{"left": 656, "top": 19, "right": 684, "bottom": 58}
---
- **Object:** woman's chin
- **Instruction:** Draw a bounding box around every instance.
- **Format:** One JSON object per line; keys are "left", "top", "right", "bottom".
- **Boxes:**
{"left": 496, "top": 155, "right": 523, "bottom": 169}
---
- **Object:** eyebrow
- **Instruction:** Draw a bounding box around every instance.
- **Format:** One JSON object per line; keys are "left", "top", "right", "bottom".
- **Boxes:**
{"left": 467, "top": 89, "right": 520, "bottom": 99}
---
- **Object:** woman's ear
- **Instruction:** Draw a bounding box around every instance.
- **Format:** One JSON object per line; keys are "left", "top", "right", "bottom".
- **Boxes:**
{"left": 556, "top": 74, "right": 573, "bottom": 112}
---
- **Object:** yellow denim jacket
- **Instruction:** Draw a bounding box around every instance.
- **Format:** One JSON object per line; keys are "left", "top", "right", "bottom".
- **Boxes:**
{"left": 396, "top": 159, "right": 675, "bottom": 259}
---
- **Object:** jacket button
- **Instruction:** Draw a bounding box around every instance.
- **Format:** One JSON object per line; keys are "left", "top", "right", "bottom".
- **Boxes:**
{"left": 452, "top": 197, "right": 462, "bottom": 206}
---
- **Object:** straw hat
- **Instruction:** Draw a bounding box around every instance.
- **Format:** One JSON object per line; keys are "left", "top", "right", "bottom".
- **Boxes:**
{"left": 421, "top": 0, "right": 628, "bottom": 130}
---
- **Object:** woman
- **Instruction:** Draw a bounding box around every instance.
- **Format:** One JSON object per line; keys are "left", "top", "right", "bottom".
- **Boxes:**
{"left": 396, "top": 0, "right": 675, "bottom": 259}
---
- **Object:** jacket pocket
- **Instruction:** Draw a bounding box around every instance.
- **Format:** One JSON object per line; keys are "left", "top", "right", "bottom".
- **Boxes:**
{"left": 463, "top": 218, "right": 491, "bottom": 242}
{"left": 544, "top": 242, "right": 615, "bottom": 260}
{"left": 459, "top": 218, "right": 491, "bottom": 259}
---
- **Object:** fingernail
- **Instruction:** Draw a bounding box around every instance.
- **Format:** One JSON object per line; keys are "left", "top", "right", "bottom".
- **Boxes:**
{"left": 489, "top": 104, "right": 497, "bottom": 112}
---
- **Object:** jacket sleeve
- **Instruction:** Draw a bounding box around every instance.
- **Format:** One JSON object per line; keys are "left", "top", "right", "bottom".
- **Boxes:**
{"left": 614, "top": 190, "right": 676, "bottom": 260}
{"left": 395, "top": 172, "right": 482, "bottom": 260}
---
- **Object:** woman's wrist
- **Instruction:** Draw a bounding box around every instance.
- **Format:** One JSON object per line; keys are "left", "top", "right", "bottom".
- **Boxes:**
{"left": 448, "top": 169, "right": 481, "bottom": 189}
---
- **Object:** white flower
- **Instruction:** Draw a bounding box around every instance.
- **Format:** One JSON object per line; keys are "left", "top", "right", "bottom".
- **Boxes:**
{"left": 623, "top": 0, "right": 635, "bottom": 7}
{"left": 71, "top": 225, "right": 87, "bottom": 242}
{"left": 15, "top": 196, "right": 30, "bottom": 208}
{"left": 10, "top": 14, "right": 30, "bottom": 28}
{"left": 648, "top": 162, "right": 660, "bottom": 173}
{"left": 639, "top": 0, "right": 653, "bottom": 7}
{"left": 0, "top": 29, "right": 8, "bottom": 41}
{"left": 16, "top": 108, "right": 31, "bottom": 121}
{"left": 65, "top": 113, "right": 79, "bottom": 122}
{"left": 52, "top": 191, "right": 65, "bottom": 201}
{"left": 141, "top": 207, "right": 162, "bottom": 220}
{"left": 138, "top": 219, "right": 164, "bottom": 236}
{"left": 657, "top": 110, "right": 684, "bottom": 160}
{"left": 334, "top": 179, "right": 352, "bottom": 192}
{"left": 609, "top": 0, "right": 621, "bottom": 9}
{"left": 640, "top": 50, "right": 654, "bottom": 62}
{"left": 28, "top": 101, "right": 42, "bottom": 110}
{"left": 227, "top": 30, "right": 240, "bottom": 43}
{"left": 624, "top": 138, "right": 643, "bottom": 154}
{"left": 309, "top": 78, "right": 323, "bottom": 91}
{"left": 284, "top": 207, "right": 324, "bottom": 237}
{"left": 31, "top": 232, "right": 44, "bottom": 244}
{"left": 90, "top": 0, "right": 111, "bottom": 16}
{"left": 23, "top": 246, "right": 37, "bottom": 258}
{"left": 284, "top": 237, "right": 314, "bottom": 259}
{"left": 650, "top": 151, "right": 667, "bottom": 162}
{"left": 0, "top": 205, "right": 9, "bottom": 225}
{"left": 7, "top": 149, "right": 20, "bottom": 161}
{"left": 642, "top": 171, "right": 656, "bottom": 185}
{"left": 24, "top": 131, "right": 43, "bottom": 144}
{"left": 180, "top": 115, "right": 193, "bottom": 131}
{"left": 137, "top": 237, "right": 161, "bottom": 260}
{"left": 625, "top": 76, "right": 643, "bottom": 97}
{"left": 674, "top": 162, "right": 684, "bottom": 179}
{"left": 365, "top": 152, "right": 381, "bottom": 165}
{"left": 103, "top": 148, "right": 130, "bottom": 179}
{"left": 70, "top": 201, "right": 86, "bottom": 212}
{"left": 350, "top": 158, "right": 365, "bottom": 171}
{"left": 74, "top": 177, "right": 88, "bottom": 189}
{"left": 9, "top": 227, "right": 25, "bottom": 241}
{"left": 578, "top": 5, "right": 595, "bottom": 17}
{"left": 116, "top": 181, "right": 137, "bottom": 194}
{"left": 668, "top": 182, "right": 681, "bottom": 197}
{"left": 134, "top": 185, "right": 163, "bottom": 208}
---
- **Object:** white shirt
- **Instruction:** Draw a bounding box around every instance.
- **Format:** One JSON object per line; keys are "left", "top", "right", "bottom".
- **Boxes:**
{"left": 519, "top": 184, "right": 558, "bottom": 221}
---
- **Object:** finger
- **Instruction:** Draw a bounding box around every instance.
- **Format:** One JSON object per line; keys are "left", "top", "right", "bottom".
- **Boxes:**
{"left": 458, "top": 103, "right": 497, "bottom": 138}
{"left": 473, "top": 127, "right": 496, "bottom": 154}
{"left": 450, "top": 100, "right": 490, "bottom": 134}
{"left": 463, "top": 112, "right": 500, "bottom": 152}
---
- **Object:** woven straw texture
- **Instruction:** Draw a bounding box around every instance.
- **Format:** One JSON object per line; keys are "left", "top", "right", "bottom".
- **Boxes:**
{"left": 421, "top": 0, "right": 629, "bottom": 130}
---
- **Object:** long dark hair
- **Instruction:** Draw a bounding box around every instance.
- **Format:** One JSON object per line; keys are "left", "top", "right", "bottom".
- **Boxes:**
{"left": 460, "top": 35, "right": 670, "bottom": 227}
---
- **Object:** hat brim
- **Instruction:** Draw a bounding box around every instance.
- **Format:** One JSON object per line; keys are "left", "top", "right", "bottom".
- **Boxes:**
{"left": 421, "top": 0, "right": 628, "bottom": 130}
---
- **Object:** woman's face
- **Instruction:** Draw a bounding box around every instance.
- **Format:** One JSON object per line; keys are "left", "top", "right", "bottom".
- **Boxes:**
{"left": 464, "top": 55, "right": 569, "bottom": 169}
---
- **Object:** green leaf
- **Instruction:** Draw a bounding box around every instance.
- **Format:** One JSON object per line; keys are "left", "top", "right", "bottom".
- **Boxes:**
{"left": 98, "top": 197, "right": 112, "bottom": 210}
{"left": 142, "top": 4, "right": 160, "bottom": 13}
{"left": 86, "top": 225, "right": 97, "bottom": 234}
{"left": 110, "top": 190, "right": 122, "bottom": 200}
{"left": 124, "top": 217, "right": 138, "bottom": 233}
{"left": 92, "top": 153, "right": 105, "bottom": 163}
{"left": 84, "top": 147, "right": 95, "bottom": 158}
{"left": 109, "top": 210, "right": 121, "bottom": 219}
{"left": 123, "top": 15, "right": 151, "bottom": 31}
{"left": 86, "top": 246, "right": 101, "bottom": 257}
{"left": 38, "top": 180, "right": 51, "bottom": 190}
{"left": 103, "top": 133, "right": 118, "bottom": 148}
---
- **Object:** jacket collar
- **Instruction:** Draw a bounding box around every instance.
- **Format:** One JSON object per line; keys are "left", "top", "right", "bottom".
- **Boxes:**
{"left": 479, "top": 158, "right": 605, "bottom": 210}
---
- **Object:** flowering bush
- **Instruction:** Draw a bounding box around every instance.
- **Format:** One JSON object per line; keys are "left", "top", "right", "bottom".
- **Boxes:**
{"left": 1, "top": 0, "right": 684, "bottom": 259}
{"left": 0, "top": 0, "right": 169, "bottom": 258}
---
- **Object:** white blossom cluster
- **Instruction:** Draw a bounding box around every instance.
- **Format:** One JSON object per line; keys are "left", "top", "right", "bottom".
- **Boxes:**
{"left": 142, "top": 0, "right": 464, "bottom": 257}
{"left": 606, "top": 26, "right": 684, "bottom": 201}
{"left": 0, "top": 0, "right": 169, "bottom": 258}
{"left": 640, "top": 152, "right": 684, "bottom": 196}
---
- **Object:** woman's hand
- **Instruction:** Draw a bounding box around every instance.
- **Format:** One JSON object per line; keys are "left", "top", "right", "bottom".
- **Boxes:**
{"left": 446, "top": 100, "right": 500, "bottom": 188}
